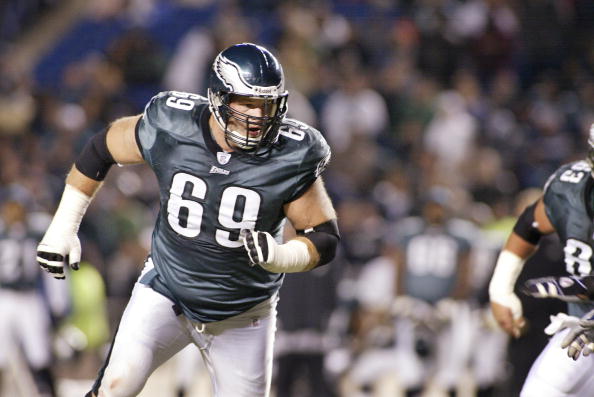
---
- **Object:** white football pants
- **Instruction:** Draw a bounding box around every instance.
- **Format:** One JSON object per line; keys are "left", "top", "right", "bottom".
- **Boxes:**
{"left": 92, "top": 282, "right": 277, "bottom": 397}
{"left": 0, "top": 289, "right": 52, "bottom": 369}
{"left": 521, "top": 327, "right": 594, "bottom": 397}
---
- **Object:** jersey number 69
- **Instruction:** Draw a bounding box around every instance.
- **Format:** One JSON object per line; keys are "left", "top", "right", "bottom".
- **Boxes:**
{"left": 167, "top": 172, "right": 261, "bottom": 248}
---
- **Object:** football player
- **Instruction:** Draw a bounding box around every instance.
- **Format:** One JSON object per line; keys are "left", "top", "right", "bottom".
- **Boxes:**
{"left": 390, "top": 189, "right": 474, "bottom": 396}
{"left": 0, "top": 199, "right": 65, "bottom": 397}
{"left": 488, "top": 125, "right": 594, "bottom": 396}
{"left": 36, "top": 43, "right": 339, "bottom": 397}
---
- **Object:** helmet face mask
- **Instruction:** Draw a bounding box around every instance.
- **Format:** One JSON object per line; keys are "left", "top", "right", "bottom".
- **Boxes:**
{"left": 208, "top": 90, "right": 287, "bottom": 151}
{"left": 208, "top": 43, "right": 288, "bottom": 152}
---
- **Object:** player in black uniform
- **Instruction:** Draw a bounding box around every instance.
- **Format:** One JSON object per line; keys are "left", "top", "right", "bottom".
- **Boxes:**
{"left": 36, "top": 43, "right": 339, "bottom": 397}
{"left": 488, "top": 126, "right": 594, "bottom": 396}
{"left": 0, "top": 199, "right": 61, "bottom": 397}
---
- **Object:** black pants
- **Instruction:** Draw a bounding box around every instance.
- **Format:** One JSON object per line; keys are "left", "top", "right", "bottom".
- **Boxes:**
{"left": 275, "top": 353, "right": 335, "bottom": 397}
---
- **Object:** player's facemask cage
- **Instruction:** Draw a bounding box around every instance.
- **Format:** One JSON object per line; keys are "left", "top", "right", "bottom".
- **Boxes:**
{"left": 209, "top": 90, "right": 288, "bottom": 152}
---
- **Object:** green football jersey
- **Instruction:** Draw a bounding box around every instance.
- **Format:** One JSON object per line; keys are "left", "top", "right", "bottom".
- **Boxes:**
{"left": 0, "top": 225, "right": 40, "bottom": 290}
{"left": 135, "top": 91, "right": 331, "bottom": 323}
{"left": 543, "top": 160, "right": 594, "bottom": 316}
{"left": 393, "top": 217, "right": 472, "bottom": 303}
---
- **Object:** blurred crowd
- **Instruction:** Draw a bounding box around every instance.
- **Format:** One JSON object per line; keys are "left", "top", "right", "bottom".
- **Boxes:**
{"left": 2, "top": 0, "right": 594, "bottom": 396}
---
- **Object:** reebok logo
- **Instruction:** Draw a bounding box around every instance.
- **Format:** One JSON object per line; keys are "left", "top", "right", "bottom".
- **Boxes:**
{"left": 209, "top": 165, "right": 230, "bottom": 175}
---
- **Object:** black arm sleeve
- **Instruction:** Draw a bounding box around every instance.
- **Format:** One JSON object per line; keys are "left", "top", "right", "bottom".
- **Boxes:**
{"left": 513, "top": 201, "right": 543, "bottom": 245}
{"left": 74, "top": 129, "right": 116, "bottom": 181}
{"left": 297, "top": 219, "right": 340, "bottom": 267}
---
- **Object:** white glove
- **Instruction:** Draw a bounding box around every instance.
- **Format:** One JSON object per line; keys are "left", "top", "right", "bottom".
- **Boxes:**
{"left": 37, "top": 235, "right": 81, "bottom": 280}
{"left": 37, "top": 185, "right": 90, "bottom": 280}
{"left": 391, "top": 296, "right": 434, "bottom": 326}
{"left": 489, "top": 250, "right": 525, "bottom": 320}
{"left": 544, "top": 313, "right": 580, "bottom": 336}
{"left": 241, "top": 229, "right": 314, "bottom": 273}
{"left": 560, "top": 309, "right": 594, "bottom": 360}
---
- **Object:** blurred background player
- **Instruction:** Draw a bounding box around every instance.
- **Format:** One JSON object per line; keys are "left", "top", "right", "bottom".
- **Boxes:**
{"left": 0, "top": 197, "right": 70, "bottom": 397}
{"left": 339, "top": 187, "right": 476, "bottom": 397}
{"left": 389, "top": 187, "right": 474, "bottom": 397}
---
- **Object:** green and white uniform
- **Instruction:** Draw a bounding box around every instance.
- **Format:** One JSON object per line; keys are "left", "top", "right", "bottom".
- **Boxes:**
{"left": 521, "top": 160, "right": 594, "bottom": 397}
{"left": 88, "top": 91, "right": 331, "bottom": 397}
{"left": 395, "top": 217, "right": 472, "bottom": 304}
{"left": 543, "top": 160, "right": 594, "bottom": 317}
{"left": 0, "top": 216, "right": 66, "bottom": 371}
{"left": 135, "top": 91, "right": 329, "bottom": 323}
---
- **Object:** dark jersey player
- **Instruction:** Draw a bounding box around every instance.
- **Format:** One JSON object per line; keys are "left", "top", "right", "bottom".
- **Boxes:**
{"left": 488, "top": 125, "right": 594, "bottom": 396}
{"left": 36, "top": 43, "right": 339, "bottom": 397}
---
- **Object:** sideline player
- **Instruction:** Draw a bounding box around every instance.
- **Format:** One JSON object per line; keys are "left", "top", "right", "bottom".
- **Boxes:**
{"left": 0, "top": 199, "right": 67, "bottom": 397}
{"left": 36, "top": 43, "right": 339, "bottom": 397}
{"left": 488, "top": 126, "right": 594, "bottom": 396}
{"left": 391, "top": 190, "right": 473, "bottom": 396}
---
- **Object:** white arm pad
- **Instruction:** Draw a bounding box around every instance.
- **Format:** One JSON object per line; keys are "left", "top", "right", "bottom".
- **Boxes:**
{"left": 263, "top": 238, "right": 313, "bottom": 273}
{"left": 44, "top": 184, "right": 91, "bottom": 238}
{"left": 489, "top": 250, "right": 525, "bottom": 319}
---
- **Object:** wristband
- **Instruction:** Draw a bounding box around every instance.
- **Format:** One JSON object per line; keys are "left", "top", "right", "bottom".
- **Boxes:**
{"left": 263, "top": 238, "right": 315, "bottom": 273}
{"left": 489, "top": 250, "right": 525, "bottom": 319}
{"left": 44, "top": 185, "right": 91, "bottom": 238}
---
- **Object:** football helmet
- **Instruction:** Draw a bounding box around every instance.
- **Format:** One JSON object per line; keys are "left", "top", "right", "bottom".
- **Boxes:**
{"left": 208, "top": 43, "right": 288, "bottom": 151}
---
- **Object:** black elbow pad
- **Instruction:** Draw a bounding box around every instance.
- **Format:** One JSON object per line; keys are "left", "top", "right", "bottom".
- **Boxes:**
{"left": 297, "top": 219, "right": 340, "bottom": 267}
{"left": 513, "top": 201, "right": 543, "bottom": 245}
{"left": 75, "top": 129, "right": 116, "bottom": 181}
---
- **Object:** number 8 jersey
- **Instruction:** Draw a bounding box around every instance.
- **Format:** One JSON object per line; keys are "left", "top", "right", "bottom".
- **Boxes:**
{"left": 135, "top": 91, "right": 331, "bottom": 323}
{"left": 543, "top": 160, "right": 594, "bottom": 317}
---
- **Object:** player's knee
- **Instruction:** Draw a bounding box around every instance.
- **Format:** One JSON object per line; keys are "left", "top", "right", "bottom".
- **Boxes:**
{"left": 97, "top": 378, "right": 139, "bottom": 397}
{"left": 98, "top": 368, "right": 147, "bottom": 397}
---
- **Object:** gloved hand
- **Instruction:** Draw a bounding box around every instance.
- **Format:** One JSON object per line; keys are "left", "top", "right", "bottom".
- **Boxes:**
{"left": 37, "top": 234, "right": 81, "bottom": 280}
{"left": 560, "top": 309, "right": 594, "bottom": 360}
{"left": 241, "top": 229, "right": 313, "bottom": 273}
{"left": 521, "top": 275, "right": 593, "bottom": 302}
{"left": 36, "top": 184, "right": 90, "bottom": 280}
{"left": 242, "top": 230, "right": 277, "bottom": 267}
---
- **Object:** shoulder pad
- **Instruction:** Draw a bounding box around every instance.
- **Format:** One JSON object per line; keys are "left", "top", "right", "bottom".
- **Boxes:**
{"left": 279, "top": 118, "right": 331, "bottom": 177}
{"left": 543, "top": 161, "right": 591, "bottom": 216}
{"left": 545, "top": 161, "right": 591, "bottom": 193}
{"left": 139, "top": 91, "right": 208, "bottom": 150}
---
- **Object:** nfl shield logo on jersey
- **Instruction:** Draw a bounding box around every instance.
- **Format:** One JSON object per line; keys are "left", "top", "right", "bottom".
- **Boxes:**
{"left": 217, "top": 152, "right": 231, "bottom": 165}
